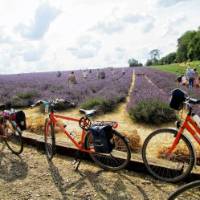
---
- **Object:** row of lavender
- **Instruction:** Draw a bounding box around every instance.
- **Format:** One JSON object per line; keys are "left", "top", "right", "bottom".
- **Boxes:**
{"left": 127, "top": 68, "right": 170, "bottom": 110}
{"left": 128, "top": 67, "right": 200, "bottom": 115}
{"left": 0, "top": 68, "right": 133, "bottom": 107}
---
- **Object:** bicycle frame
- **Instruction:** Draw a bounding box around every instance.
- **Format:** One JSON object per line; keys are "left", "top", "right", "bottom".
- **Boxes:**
{"left": 46, "top": 112, "right": 92, "bottom": 153}
{"left": 168, "top": 114, "right": 200, "bottom": 154}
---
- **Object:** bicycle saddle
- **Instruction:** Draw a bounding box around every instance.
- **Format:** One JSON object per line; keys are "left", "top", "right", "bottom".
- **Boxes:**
{"left": 79, "top": 109, "right": 96, "bottom": 116}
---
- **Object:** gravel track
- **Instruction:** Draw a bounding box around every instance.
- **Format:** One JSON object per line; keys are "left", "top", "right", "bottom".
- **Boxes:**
{"left": 0, "top": 143, "right": 181, "bottom": 200}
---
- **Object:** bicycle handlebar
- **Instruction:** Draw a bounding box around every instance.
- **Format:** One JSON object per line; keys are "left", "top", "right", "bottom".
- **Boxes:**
{"left": 187, "top": 97, "right": 200, "bottom": 105}
{"left": 182, "top": 97, "right": 200, "bottom": 115}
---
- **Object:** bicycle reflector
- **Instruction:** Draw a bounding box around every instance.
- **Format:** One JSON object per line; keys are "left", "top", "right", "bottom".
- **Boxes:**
{"left": 169, "top": 88, "right": 187, "bottom": 110}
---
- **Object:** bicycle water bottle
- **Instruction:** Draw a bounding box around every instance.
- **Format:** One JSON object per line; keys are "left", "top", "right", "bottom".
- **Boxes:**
{"left": 193, "top": 114, "right": 200, "bottom": 128}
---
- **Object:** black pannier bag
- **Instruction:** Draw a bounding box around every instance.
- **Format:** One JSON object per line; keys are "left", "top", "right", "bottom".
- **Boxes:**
{"left": 89, "top": 125, "right": 114, "bottom": 153}
{"left": 15, "top": 111, "right": 26, "bottom": 131}
{"left": 169, "top": 89, "right": 187, "bottom": 110}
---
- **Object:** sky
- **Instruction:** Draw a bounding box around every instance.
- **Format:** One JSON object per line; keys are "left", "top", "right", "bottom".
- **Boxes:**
{"left": 0, "top": 0, "right": 199, "bottom": 74}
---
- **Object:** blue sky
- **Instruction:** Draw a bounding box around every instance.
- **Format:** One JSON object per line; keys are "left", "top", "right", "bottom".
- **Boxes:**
{"left": 0, "top": 0, "right": 199, "bottom": 74}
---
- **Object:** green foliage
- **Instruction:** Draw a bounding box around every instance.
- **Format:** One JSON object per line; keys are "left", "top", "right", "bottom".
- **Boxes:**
{"left": 80, "top": 98, "right": 117, "bottom": 113}
{"left": 176, "top": 31, "right": 196, "bottom": 62}
{"left": 150, "top": 49, "right": 160, "bottom": 60}
{"left": 187, "top": 31, "right": 200, "bottom": 60}
{"left": 147, "top": 27, "right": 200, "bottom": 66}
{"left": 145, "top": 49, "right": 161, "bottom": 66}
{"left": 16, "top": 90, "right": 40, "bottom": 99}
{"left": 10, "top": 96, "right": 33, "bottom": 108}
{"left": 81, "top": 98, "right": 104, "bottom": 109}
{"left": 129, "top": 100, "right": 176, "bottom": 124}
{"left": 152, "top": 61, "right": 200, "bottom": 75}
{"left": 146, "top": 59, "right": 153, "bottom": 66}
{"left": 159, "top": 52, "right": 177, "bottom": 65}
{"left": 128, "top": 58, "right": 143, "bottom": 67}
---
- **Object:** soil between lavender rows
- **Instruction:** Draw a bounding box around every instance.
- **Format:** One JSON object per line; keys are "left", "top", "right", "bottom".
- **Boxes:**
{"left": 0, "top": 143, "right": 181, "bottom": 200}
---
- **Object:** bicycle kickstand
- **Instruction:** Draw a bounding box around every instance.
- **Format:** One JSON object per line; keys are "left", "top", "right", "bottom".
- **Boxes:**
{"left": 72, "top": 151, "right": 82, "bottom": 171}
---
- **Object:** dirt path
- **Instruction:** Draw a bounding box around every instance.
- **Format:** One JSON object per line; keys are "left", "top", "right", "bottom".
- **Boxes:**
{"left": 0, "top": 144, "right": 179, "bottom": 200}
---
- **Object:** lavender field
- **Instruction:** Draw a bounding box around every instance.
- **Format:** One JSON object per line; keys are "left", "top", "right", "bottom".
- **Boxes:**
{"left": 128, "top": 67, "right": 200, "bottom": 115}
{"left": 0, "top": 68, "right": 133, "bottom": 107}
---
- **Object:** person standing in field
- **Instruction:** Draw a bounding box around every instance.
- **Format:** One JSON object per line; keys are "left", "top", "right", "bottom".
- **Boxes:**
{"left": 186, "top": 67, "right": 195, "bottom": 89}
{"left": 82, "top": 70, "right": 88, "bottom": 79}
{"left": 67, "top": 71, "right": 77, "bottom": 86}
{"left": 194, "top": 68, "right": 200, "bottom": 87}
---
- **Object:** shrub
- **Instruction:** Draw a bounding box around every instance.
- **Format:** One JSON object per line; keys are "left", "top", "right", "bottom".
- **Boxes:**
{"left": 129, "top": 100, "right": 176, "bottom": 124}
{"left": 16, "top": 90, "right": 40, "bottom": 99}
{"left": 81, "top": 98, "right": 104, "bottom": 110}
{"left": 11, "top": 96, "right": 34, "bottom": 108}
{"left": 80, "top": 98, "right": 117, "bottom": 113}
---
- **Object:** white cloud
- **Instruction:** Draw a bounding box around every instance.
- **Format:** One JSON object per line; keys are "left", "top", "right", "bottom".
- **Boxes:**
{"left": 122, "top": 14, "right": 146, "bottom": 23}
{"left": 163, "top": 16, "right": 187, "bottom": 37}
{"left": 23, "top": 45, "right": 46, "bottom": 62}
{"left": 90, "top": 19, "right": 125, "bottom": 34}
{"left": 0, "top": 0, "right": 200, "bottom": 73}
{"left": 68, "top": 35, "right": 102, "bottom": 59}
{"left": 16, "top": 2, "right": 60, "bottom": 40}
{"left": 90, "top": 13, "right": 155, "bottom": 34}
{"left": 143, "top": 20, "right": 155, "bottom": 33}
{"left": 115, "top": 47, "right": 126, "bottom": 60}
{"left": 158, "top": 0, "right": 189, "bottom": 7}
{"left": 0, "top": 26, "right": 14, "bottom": 44}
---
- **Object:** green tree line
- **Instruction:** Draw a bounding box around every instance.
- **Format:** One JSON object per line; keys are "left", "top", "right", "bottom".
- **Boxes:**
{"left": 147, "top": 26, "right": 200, "bottom": 66}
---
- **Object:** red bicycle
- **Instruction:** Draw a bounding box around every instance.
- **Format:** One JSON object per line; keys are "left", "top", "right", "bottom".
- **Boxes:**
{"left": 142, "top": 89, "right": 200, "bottom": 182}
{"left": 0, "top": 103, "right": 24, "bottom": 154}
{"left": 33, "top": 100, "right": 131, "bottom": 171}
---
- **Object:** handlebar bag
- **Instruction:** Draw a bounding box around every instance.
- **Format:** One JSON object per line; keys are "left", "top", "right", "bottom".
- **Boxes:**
{"left": 15, "top": 111, "right": 26, "bottom": 131}
{"left": 169, "top": 89, "right": 187, "bottom": 110}
{"left": 89, "top": 125, "right": 114, "bottom": 153}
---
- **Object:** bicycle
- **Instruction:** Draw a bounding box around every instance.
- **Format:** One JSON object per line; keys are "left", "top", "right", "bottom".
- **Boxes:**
{"left": 142, "top": 88, "right": 200, "bottom": 182}
{"left": 168, "top": 180, "right": 200, "bottom": 199}
{"left": 32, "top": 100, "right": 131, "bottom": 171}
{"left": 0, "top": 103, "right": 24, "bottom": 154}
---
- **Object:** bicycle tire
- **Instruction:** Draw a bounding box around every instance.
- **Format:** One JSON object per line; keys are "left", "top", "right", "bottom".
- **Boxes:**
{"left": 84, "top": 130, "right": 131, "bottom": 171}
{"left": 4, "top": 121, "right": 23, "bottom": 155}
{"left": 168, "top": 180, "right": 200, "bottom": 200}
{"left": 44, "top": 118, "right": 56, "bottom": 160}
{"left": 142, "top": 128, "right": 195, "bottom": 182}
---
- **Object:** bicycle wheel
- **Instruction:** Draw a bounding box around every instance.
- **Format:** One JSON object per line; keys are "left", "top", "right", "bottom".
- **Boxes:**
{"left": 168, "top": 180, "right": 200, "bottom": 200}
{"left": 4, "top": 121, "right": 23, "bottom": 155}
{"left": 44, "top": 118, "right": 55, "bottom": 160}
{"left": 85, "top": 130, "right": 131, "bottom": 171}
{"left": 142, "top": 128, "right": 195, "bottom": 182}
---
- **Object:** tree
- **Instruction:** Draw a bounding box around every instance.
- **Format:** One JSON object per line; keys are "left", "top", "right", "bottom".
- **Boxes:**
{"left": 159, "top": 52, "right": 176, "bottom": 65}
{"left": 176, "top": 31, "right": 196, "bottom": 62}
{"left": 128, "top": 58, "right": 143, "bottom": 67}
{"left": 187, "top": 30, "right": 200, "bottom": 60}
{"left": 150, "top": 49, "right": 160, "bottom": 61}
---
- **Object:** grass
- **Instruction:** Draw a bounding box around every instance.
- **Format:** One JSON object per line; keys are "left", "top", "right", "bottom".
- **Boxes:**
{"left": 152, "top": 61, "right": 200, "bottom": 75}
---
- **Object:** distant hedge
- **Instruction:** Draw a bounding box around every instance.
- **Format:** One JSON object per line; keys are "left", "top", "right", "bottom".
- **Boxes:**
{"left": 129, "top": 100, "right": 177, "bottom": 124}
